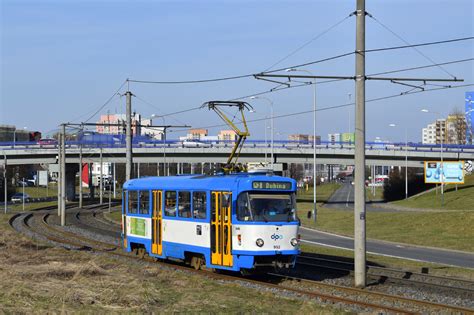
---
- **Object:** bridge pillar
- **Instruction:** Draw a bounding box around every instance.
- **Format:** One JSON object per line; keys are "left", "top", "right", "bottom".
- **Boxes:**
{"left": 65, "top": 164, "right": 78, "bottom": 201}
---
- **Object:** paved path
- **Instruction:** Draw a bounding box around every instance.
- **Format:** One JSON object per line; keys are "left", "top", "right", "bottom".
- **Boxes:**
{"left": 324, "top": 182, "right": 397, "bottom": 212}
{"left": 300, "top": 227, "right": 474, "bottom": 269}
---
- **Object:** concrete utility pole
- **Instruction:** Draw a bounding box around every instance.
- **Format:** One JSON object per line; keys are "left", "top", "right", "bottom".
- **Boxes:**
{"left": 79, "top": 125, "right": 83, "bottom": 208}
{"left": 4, "top": 153, "right": 7, "bottom": 214}
{"left": 60, "top": 124, "right": 66, "bottom": 226}
{"left": 57, "top": 135, "right": 61, "bottom": 217}
{"left": 125, "top": 91, "right": 133, "bottom": 182}
{"left": 99, "top": 147, "right": 103, "bottom": 205}
{"left": 354, "top": 0, "right": 367, "bottom": 288}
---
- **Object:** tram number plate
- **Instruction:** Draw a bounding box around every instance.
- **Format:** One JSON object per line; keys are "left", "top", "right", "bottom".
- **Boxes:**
{"left": 273, "top": 245, "right": 280, "bottom": 249}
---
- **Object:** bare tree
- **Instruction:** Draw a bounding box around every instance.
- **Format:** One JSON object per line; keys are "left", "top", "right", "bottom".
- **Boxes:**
{"left": 448, "top": 107, "right": 467, "bottom": 144}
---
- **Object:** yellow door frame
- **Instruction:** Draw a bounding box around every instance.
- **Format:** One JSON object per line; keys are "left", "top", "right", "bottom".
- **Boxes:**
{"left": 211, "top": 191, "right": 233, "bottom": 267}
{"left": 152, "top": 190, "right": 163, "bottom": 255}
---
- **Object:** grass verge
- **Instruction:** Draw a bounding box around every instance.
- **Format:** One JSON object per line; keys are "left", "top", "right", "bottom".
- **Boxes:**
{"left": 0, "top": 213, "right": 330, "bottom": 313}
{"left": 298, "top": 205, "right": 474, "bottom": 252}
{"left": 391, "top": 174, "right": 474, "bottom": 210}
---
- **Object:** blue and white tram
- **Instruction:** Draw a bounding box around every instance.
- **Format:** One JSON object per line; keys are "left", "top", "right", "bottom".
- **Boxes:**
{"left": 121, "top": 173, "right": 300, "bottom": 272}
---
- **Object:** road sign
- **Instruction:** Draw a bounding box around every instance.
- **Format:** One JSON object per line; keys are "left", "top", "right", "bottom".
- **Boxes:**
{"left": 38, "top": 170, "right": 48, "bottom": 186}
{"left": 465, "top": 160, "right": 473, "bottom": 174}
{"left": 424, "top": 161, "right": 464, "bottom": 184}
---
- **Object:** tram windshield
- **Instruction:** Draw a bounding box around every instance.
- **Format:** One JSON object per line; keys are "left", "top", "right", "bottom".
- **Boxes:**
{"left": 237, "top": 193, "right": 297, "bottom": 222}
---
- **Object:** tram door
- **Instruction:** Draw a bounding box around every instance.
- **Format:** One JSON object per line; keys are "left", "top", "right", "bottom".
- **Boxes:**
{"left": 151, "top": 190, "right": 163, "bottom": 255}
{"left": 122, "top": 191, "right": 127, "bottom": 248}
{"left": 211, "top": 192, "right": 233, "bottom": 267}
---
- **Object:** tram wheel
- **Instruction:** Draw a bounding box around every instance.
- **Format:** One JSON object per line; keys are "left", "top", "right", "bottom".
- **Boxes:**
{"left": 191, "top": 256, "right": 203, "bottom": 270}
{"left": 137, "top": 248, "right": 146, "bottom": 259}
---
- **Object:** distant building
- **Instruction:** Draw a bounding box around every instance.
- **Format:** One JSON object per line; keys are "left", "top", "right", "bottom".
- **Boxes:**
{"left": 308, "top": 135, "right": 321, "bottom": 145}
{"left": 446, "top": 114, "right": 467, "bottom": 144}
{"left": 0, "top": 125, "right": 33, "bottom": 142}
{"left": 328, "top": 133, "right": 341, "bottom": 144}
{"left": 187, "top": 129, "right": 208, "bottom": 140}
{"left": 422, "top": 119, "right": 446, "bottom": 144}
{"left": 288, "top": 134, "right": 308, "bottom": 142}
{"left": 96, "top": 113, "right": 163, "bottom": 139}
{"left": 466, "top": 92, "right": 474, "bottom": 144}
{"left": 218, "top": 130, "right": 237, "bottom": 141}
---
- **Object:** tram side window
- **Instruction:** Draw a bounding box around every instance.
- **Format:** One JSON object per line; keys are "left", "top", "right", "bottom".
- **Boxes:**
{"left": 165, "top": 191, "right": 177, "bottom": 217}
{"left": 178, "top": 191, "right": 191, "bottom": 218}
{"left": 193, "top": 192, "right": 207, "bottom": 219}
{"left": 139, "top": 191, "right": 150, "bottom": 215}
{"left": 128, "top": 191, "right": 138, "bottom": 214}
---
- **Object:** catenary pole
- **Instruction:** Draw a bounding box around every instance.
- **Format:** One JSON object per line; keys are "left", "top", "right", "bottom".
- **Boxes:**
{"left": 99, "top": 147, "right": 103, "bottom": 205}
{"left": 57, "top": 134, "right": 61, "bottom": 216}
{"left": 4, "top": 153, "right": 7, "bottom": 214}
{"left": 125, "top": 90, "right": 133, "bottom": 182}
{"left": 61, "top": 124, "right": 66, "bottom": 226}
{"left": 79, "top": 125, "right": 83, "bottom": 208}
{"left": 354, "top": 0, "right": 367, "bottom": 288}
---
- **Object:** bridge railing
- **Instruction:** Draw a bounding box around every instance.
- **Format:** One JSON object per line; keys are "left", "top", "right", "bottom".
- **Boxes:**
{"left": 1, "top": 139, "right": 474, "bottom": 153}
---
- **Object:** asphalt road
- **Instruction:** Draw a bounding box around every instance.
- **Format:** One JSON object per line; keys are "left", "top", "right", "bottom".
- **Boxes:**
{"left": 300, "top": 227, "right": 474, "bottom": 268}
{"left": 324, "top": 181, "right": 395, "bottom": 212}
{"left": 307, "top": 182, "right": 474, "bottom": 268}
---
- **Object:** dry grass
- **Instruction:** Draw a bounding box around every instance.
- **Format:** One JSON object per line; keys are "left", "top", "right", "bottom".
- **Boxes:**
{"left": 0, "top": 215, "right": 330, "bottom": 313}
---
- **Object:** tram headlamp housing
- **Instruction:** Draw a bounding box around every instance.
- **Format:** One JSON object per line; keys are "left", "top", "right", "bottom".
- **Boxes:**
{"left": 256, "top": 238, "right": 264, "bottom": 247}
{"left": 290, "top": 238, "right": 299, "bottom": 246}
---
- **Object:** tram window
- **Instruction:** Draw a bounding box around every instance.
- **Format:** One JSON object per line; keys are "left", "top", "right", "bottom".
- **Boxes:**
{"left": 211, "top": 193, "right": 216, "bottom": 220}
{"left": 128, "top": 191, "right": 138, "bottom": 214}
{"left": 178, "top": 191, "right": 191, "bottom": 218}
{"left": 193, "top": 192, "right": 207, "bottom": 219}
{"left": 165, "top": 191, "right": 177, "bottom": 217}
{"left": 139, "top": 191, "right": 150, "bottom": 215}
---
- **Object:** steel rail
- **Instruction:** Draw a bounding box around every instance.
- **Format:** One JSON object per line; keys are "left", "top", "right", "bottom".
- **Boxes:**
{"left": 9, "top": 208, "right": 473, "bottom": 314}
{"left": 297, "top": 255, "right": 474, "bottom": 295}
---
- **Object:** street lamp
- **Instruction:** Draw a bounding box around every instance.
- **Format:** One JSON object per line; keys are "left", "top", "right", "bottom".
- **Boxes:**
{"left": 389, "top": 123, "right": 408, "bottom": 199}
{"left": 421, "top": 109, "right": 444, "bottom": 206}
{"left": 286, "top": 68, "right": 317, "bottom": 223}
{"left": 249, "top": 109, "right": 269, "bottom": 164}
{"left": 250, "top": 96, "right": 274, "bottom": 169}
{"left": 151, "top": 114, "right": 167, "bottom": 176}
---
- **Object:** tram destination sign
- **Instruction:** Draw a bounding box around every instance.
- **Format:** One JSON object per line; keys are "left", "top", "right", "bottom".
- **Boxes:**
{"left": 252, "top": 181, "right": 292, "bottom": 190}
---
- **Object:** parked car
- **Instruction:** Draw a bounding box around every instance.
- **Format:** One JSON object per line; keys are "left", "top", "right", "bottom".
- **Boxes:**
{"left": 38, "top": 138, "right": 58, "bottom": 145}
{"left": 11, "top": 193, "right": 30, "bottom": 203}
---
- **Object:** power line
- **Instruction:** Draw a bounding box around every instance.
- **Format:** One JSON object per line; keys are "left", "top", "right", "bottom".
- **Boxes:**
{"left": 125, "top": 37, "right": 472, "bottom": 86}
{"left": 167, "top": 83, "right": 474, "bottom": 133}
{"left": 71, "top": 80, "right": 127, "bottom": 123}
{"left": 151, "top": 57, "right": 474, "bottom": 122}
{"left": 127, "top": 74, "right": 253, "bottom": 85}
{"left": 370, "top": 57, "right": 474, "bottom": 77}
{"left": 133, "top": 94, "right": 188, "bottom": 125}
{"left": 368, "top": 15, "right": 456, "bottom": 78}
{"left": 364, "top": 36, "right": 474, "bottom": 54}
{"left": 263, "top": 14, "right": 352, "bottom": 72}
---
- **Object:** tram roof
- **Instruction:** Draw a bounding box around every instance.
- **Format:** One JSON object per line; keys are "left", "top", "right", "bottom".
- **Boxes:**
{"left": 123, "top": 173, "right": 296, "bottom": 191}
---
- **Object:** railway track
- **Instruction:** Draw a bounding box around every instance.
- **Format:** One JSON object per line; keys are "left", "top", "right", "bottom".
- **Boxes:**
{"left": 297, "top": 254, "right": 474, "bottom": 296}
{"left": 9, "top": 207, "right": 474, "bottom": 314}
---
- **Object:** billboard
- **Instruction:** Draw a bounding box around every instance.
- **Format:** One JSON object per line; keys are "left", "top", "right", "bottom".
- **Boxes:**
{"left": 424, "top": 161, "right": 464, "bottom": 184}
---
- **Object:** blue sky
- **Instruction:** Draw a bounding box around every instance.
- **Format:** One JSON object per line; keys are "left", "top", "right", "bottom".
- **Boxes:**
{"left": 1, "top": 0, "right": 473, "bottom": 142}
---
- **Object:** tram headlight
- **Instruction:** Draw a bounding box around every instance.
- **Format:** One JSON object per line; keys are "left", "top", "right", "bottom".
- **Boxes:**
{"left": 290, "top": 238, "right": 299, "bottom": 247}
{"left": 256, "top": 238, "right": 264, "bottom": 247}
